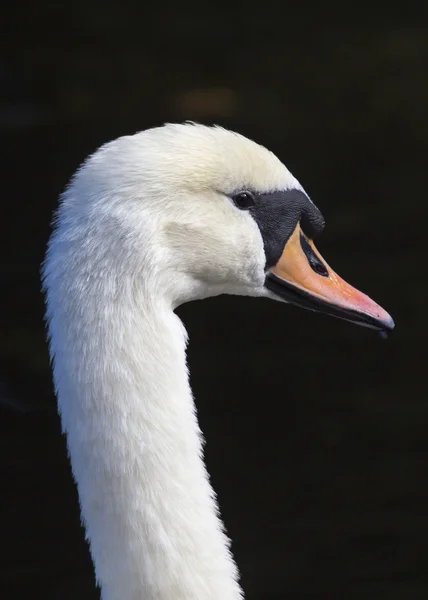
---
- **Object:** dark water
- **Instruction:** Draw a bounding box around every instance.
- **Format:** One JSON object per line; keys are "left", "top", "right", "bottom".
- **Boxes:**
{"left": 1, "top": 3, "right": 427, "bottom": 598}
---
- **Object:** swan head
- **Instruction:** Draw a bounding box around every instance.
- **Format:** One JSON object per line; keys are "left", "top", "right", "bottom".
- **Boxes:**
{"left": 60, "top": 122, "right": 394, "bottom": 333}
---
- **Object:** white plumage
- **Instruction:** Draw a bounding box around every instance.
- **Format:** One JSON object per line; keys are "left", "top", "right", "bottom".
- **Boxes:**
{"left": 42, "top": 123, "right": 393, "bottom": 600}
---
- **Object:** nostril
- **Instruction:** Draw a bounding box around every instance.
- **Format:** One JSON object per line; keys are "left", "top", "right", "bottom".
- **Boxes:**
{"left": 313, "top": 262, "right": 328, "bottom": 276}
{"left": 300, "top": 232, "right": 329, "bottom": 278}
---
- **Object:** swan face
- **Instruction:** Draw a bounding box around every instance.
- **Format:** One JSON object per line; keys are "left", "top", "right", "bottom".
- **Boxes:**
{"left": 72, "top": 123, "right": 394, "bottom": 332}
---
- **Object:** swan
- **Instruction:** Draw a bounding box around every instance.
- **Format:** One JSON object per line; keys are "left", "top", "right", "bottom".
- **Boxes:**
{"left": 42, "top": 123, "right": 394, "bottom": 600}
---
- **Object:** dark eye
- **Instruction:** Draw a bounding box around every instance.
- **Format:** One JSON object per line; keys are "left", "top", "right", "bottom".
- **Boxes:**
{"left": 232, "top": 191, "right": 256, "bottom": 210}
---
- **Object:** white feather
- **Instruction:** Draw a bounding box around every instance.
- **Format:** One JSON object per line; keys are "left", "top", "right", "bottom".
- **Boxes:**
{"left": 42, "top": 123, "right": 304, "bottom": 600}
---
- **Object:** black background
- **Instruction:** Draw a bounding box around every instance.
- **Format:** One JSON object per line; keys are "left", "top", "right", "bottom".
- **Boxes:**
{"left": 1, "top": 2, "right": 427, "bottom": 598}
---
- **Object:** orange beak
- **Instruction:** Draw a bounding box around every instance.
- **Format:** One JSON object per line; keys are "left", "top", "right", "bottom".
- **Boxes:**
{"left": 265, "top": 224, "right": 394, "bottom": 334}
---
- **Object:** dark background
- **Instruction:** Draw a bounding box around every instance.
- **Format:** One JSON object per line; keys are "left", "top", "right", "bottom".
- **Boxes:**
{"left": 1, "top": 2, "right": 427, "bottom": 599}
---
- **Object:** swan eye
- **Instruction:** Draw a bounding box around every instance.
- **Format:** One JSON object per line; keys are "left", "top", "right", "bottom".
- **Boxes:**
{"left": 232, "top": 191, "right": 256, "bottom": 210}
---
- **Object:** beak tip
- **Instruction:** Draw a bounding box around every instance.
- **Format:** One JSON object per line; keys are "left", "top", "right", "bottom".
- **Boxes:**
{"left": 376, "top": 312, "right": 394, "bottom": 338}
{"left": 383, "top": 314, "right": 395, "bottom": 332}
{"left": 378, "top": 315, "right": 394, "bottom": 340}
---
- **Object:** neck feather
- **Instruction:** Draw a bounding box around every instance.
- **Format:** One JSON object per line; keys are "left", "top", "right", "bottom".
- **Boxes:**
{"left": 44, "top": 253, "right": 242, "bottom": 600}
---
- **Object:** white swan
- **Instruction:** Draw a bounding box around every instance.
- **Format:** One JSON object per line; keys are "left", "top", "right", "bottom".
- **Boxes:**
{"left": 42, "top": 123, "right": 394, "bottom": 600}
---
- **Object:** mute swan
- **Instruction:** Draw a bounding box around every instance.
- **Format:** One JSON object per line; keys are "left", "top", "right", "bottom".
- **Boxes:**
{"left": 42, "top": 123, "right": 394, "bottom": 600}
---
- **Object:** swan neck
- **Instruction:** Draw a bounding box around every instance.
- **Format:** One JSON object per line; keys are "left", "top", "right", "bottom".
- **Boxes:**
{"left": 49, "top": 286, "right": 242, "bottom": 600}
